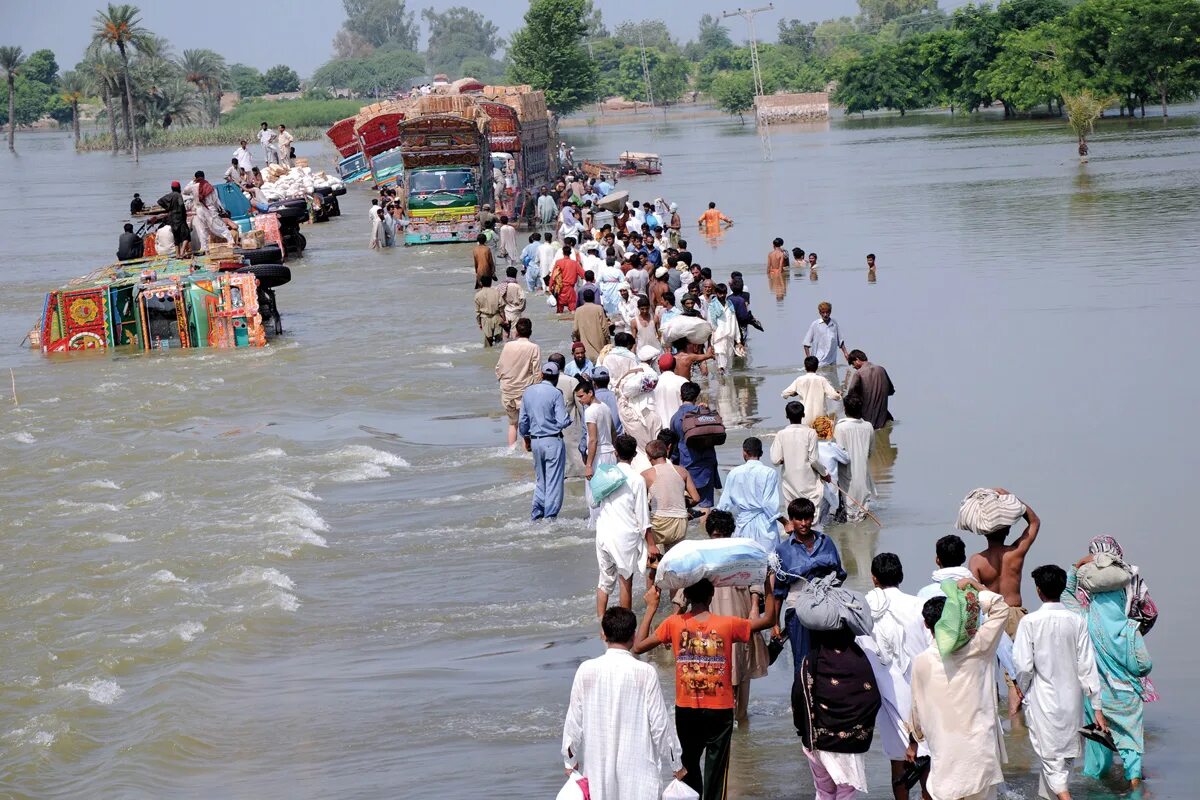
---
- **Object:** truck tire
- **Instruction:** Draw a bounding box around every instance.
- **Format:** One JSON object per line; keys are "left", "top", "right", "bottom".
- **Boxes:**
{"left": 236, "top": 263, "right": 291, "bottom": 289}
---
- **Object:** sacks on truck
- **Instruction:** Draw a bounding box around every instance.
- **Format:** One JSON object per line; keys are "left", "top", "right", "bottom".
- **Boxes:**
{"left": 791, "top": 574, "right": 873, "bottom": 636}
{"left": 655, "top": 538, "right": 769, "bottom": 591}
{"left": 660, "top": 315, "right": 713, "bottom": 345}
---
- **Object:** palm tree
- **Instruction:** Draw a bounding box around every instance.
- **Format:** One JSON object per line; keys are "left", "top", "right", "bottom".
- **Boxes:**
{"left": 1063, "top": 90, "right": 1116, "bottom": 163}
{"left": 59, "top": 70, "right": 88, "bottom": 148}
{"left": 85, "top": 51, "right": 123, "bottom": 153}
{"left": 179, "top": 49, "right": 227, "bottom": 127}
{"left": 145, "top": 78, "right": 199, "bottom": 130}
{"left": 0, "top": 46, "right": 25, "bottom": 152}
{"left": 92, "top": 4, "right": 151, "bottom": 162}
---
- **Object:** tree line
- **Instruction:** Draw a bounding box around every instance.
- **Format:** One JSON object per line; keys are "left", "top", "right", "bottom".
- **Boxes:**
{"left": 503, "top": 0, "right": 1200, "bottom": 121}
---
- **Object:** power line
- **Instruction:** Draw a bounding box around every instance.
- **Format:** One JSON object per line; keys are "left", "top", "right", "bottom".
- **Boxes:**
{"left": 723, "top": 4, "right": 775, "bottom": 161}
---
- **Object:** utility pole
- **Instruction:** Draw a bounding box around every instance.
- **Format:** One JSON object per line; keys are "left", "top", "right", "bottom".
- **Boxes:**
{"left": 638, "top": 26, "right": 655, "bottom": 111}
{"left": 723, "top": 4, "right": 775, "bottom": 160}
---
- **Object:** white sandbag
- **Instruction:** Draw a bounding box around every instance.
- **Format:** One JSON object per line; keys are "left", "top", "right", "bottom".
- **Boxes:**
{"left": 656, "top": 538, "right": 769, "bottom": 591}
{"left": 662, "top": 779, "right": 699, "bottom": 799}
{"left": 637, "top": 344, "right": 663, "bottom": 362}
{"left": 556, "top": 771, "right": 588, "bottom": 800}
{"left": 660, "top": 315, "right": 713, "bottom": 345}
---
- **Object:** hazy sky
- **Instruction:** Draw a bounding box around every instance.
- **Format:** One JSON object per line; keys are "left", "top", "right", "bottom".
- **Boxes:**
{"left": 1, "top": 0, "right": 965, "bottom": 77}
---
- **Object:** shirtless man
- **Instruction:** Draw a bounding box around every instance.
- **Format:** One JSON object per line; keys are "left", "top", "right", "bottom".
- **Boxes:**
{"left": 767, "top": 237, "right": 789, "bottom": 273}
{"left": 669, "top": 338, "right": 714, "bottom": 379}
{"left": 968, "top": 487, "right": 1041, "bottom": 636}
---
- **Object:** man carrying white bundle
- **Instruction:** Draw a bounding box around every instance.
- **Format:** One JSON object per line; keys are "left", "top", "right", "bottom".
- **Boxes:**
{"left": 593, "top": 434, "right": 655, "bottom": 619}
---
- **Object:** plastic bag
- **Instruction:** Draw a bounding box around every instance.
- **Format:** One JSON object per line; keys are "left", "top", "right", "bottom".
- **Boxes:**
{"left": 656, "top": 538, "right": 769, "bottom": 591}
{"left": 792, "top": 574, "right": 873, "bottom": 635}
{"left": 662, "top": 778, "right": 699, "bottom": 799}
{"left": 588, "top": 463, "right": 627, "bottom": 506}
{"left": 934, "top": 578, "right": 980, "bottom": 657}
{"left": 556, "top": 771, "right": 589, "bottom": 800}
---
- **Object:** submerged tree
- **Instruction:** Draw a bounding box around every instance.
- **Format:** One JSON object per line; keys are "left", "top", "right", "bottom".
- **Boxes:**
{"left": 59, "top": 70, "right": 87, "bottom": 147}
{"left": 0, "top": 46, "right": 24, "bottom": 152}
{"left": 1063, "top": 89, "right": 1113, "bottom": 162}
{"left": 92, "top": 3, "right": 152, "bottom": 161}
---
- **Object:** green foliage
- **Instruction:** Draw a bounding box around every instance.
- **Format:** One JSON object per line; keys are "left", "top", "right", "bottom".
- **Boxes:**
{"left": 508, "top": 0, "right": 598, "bottom": 114}
{"left": 422, "top": 6, "right": 502, "bottom": 78}
{"left": 220, "top": 98, "right": 364, "bottom": 129}
{"left": 981, "top": 23, "right": 1065, "bottom": 112}
{"left": 710, "top": 70, "right": 755, "bottom": 119}
{"left": 684, "top": 15, "right": 733, "bottom": 61}
{"left": 857, "top": 0, "right": 938, "bottom": 29}
{"left": 613, "top": 20, "right": 674, "bottom": 51}
{"left": 22, "top": 49, "right": 59, "bottom": 86}
{"left": 340, "top": 0, "right": 418, "bottom": 50}
{"left": 0, "top": 76, "right": 53, "bottom": 126}
{"left": 264, "top": 64, "right": 300, "bottom": 93}
{"left": 229, "top": 63, "right": 267, "bottom": 97}
{"left": 778, "top": 20, "right": 817, "bottom": 56}
{"left": 311, "top": 47, "right": 425, "bottom": 96}
{"left": 834, "top": 39, "right": 928, "bottom": 114}
{"left": 615, "top": 47, "right": 690, "bottom": 104}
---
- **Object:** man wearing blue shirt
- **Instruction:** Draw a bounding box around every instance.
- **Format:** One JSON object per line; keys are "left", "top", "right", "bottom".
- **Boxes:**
{"left": 519, "top": 362, "right": 573, "bottom": 520}
{"left": 771, "top": 497, "right": 847, "bottom": 671}
{"left": 670, "top": 382, "right": 721, "bottom": 508}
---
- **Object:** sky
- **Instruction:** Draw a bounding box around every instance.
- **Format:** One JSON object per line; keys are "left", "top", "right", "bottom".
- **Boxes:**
{"left": 0, "top": 0, "right": 964, "bottom": 78}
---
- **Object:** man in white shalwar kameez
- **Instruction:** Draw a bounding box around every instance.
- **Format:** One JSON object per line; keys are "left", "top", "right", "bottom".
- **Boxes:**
{"left": 834, "top": 395, "right": 875, "bottom": 522}
{"left": 563, "top": 606, "right": 685, "bottom": 800}
{"left": 715, "top": 437, "right": 780, "bottom": 551}
{"left": 771, "top": 401, "right": 825, "bottom": 511}
{"left": 594, "top": 435, "right": 655, "bottom": 618}
{"left": 708, "top": 286, "right": 740, "bottom": 375}
{"left": 859, "top": 553, "right": 931, "bottom": 800}
{"left": 782, "top": 355, "right": 842, "bottom": 426}
{"left": 910, "top": 578, "right": 1009, "bottom": 800}
{"left": 1013, "top": 565, "right": 1106, "bottom": 800}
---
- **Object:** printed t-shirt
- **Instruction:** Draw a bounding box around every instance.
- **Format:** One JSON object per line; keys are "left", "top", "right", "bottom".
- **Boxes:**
{"left": 654, "top": 612, "right": 751, "bottom": 710}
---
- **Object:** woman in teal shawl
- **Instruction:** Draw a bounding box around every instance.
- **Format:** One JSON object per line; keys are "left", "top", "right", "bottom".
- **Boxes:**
{"left": 1063, "top": 552, "right": 1153, "bottom": 788}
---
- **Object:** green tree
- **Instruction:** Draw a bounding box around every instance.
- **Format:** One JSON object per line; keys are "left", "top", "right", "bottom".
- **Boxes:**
{"left": 332, "top": 29, "right": 375, "bottom": 60}
{"left": 0, "top": 46, "right": 24, "bottom": 151}
{"left": 710, "top": 70, "right": 755, "bottom": 122}
{"left": 264, "top": 64, "right": 300, "bottom": 93}
{"left": 613, "top": 20, "right": 674, "bottom": 51}
{"left": 508, "top": 0, "right": 598, "bottom": 114}
{"left": 83, "top": 50, "right": 123, "bottom": 152}
{"left": 91, "top": 3, "right": 153, "bottom": 161}
{"left": 687, "top": 14, "right": 733, "bottom": 61}
{"left": 982, "top": 22, "right": 1066, "bottom": 113}
{"left": 1107, "top": 0, "right": 1200, "bottom": 118}
{"left": 778, "top": 19, "right": 817, "bottom": 56}
{"left": 835, "top": 40, "right": 928, "bottom": 114}
{"left": 422, "top": 6, "right": 501, "bottom": 77}
{"left": 857, "top": 0, "right": 938, "bottom": 29}
{"left": 229, "top": 63, "right": 267, "bottom": 97}
{"left": 59, "top": 70, "right": 88, "bottom": 146}
{"left": 22, "top": 49, "right": 59, "bottom": 87}
{"left": 179, "top": 49, "right": 228, "bottom": 126}
{"left": 312, "top": 47, "right": 425, "bottom": 96}
{"left": 616, "top": 47, "right": 690, "bottom": 104}
{"left": 340, "top": 0, "right": 418, "bottom": 49}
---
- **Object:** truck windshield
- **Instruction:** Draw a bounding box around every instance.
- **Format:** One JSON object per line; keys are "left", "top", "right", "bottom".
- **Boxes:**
{"left": 372, "top": 149, "right": 405, "bottom": 173}
{"left": 410, "top": 170, "right": 474, "bottom": 194}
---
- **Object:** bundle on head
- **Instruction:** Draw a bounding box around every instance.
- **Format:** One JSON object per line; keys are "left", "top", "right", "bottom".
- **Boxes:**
{"left": 955, "top": 488, "right": 1025, "bottom": 535}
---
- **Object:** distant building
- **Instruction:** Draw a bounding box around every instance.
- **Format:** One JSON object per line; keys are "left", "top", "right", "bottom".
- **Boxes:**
{"left": 755, "top": 92, "right": 830, "bottom": 123}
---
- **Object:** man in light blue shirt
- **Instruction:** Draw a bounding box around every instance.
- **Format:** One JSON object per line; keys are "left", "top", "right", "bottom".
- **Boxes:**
{"left": 802, "top": 301, "right": 850, "bottom": 367}
{"left": 596, "top": 178, "right": 613, "bottom": 197}
{"left": 519, "top": 363, "right": 573, "bottom": 520}
{"left": 716, "top": 437, "right": 781, "bottom": 551}
{"left": 520, "top": 233, "right": 542, "bottom": 293}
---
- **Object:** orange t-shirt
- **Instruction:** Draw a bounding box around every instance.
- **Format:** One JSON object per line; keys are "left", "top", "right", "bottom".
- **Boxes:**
{"left": 699, "top": 208, "right": 727, "bottom": 231}
{"left": 655, "top": 612, "right": 751, "bottom": 710}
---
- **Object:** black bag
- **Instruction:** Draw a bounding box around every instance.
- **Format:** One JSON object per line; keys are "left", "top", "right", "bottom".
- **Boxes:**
{"left": 680, "top": 405, "right": 726, "bottom": 449}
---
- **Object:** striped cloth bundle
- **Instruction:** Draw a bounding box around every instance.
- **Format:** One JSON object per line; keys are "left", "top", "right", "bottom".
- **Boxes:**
{"left": 955, "top": 488, "right": 1026, "bottom": 535}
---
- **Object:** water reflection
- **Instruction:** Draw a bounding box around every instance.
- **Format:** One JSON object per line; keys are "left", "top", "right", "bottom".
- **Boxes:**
{"left": 710, "top": 371, "right": 764, "bottom": 429}
{"left": 768, "top": 268, "right": 788, "bottom": 301}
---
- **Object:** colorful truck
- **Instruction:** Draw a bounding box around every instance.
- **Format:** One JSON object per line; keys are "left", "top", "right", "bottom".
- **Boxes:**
{"left": 400, "top": 112, "right": 491, "bottom": 245}
{"left": 33, "top": 256, "right": 277, "bottom": 354}
{"left": 354, "top": 102, "right": 412, "bottom": 189}
{"left": 325, "top": 117, "right": 370, "bottom": 183}
{"left": 478, "top": 91, "right": 551, "bottom": 219}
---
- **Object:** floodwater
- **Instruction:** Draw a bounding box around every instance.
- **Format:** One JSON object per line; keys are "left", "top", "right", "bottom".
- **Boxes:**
{"left": 0, "top": 107, "right": 1197, "bottom": 799}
